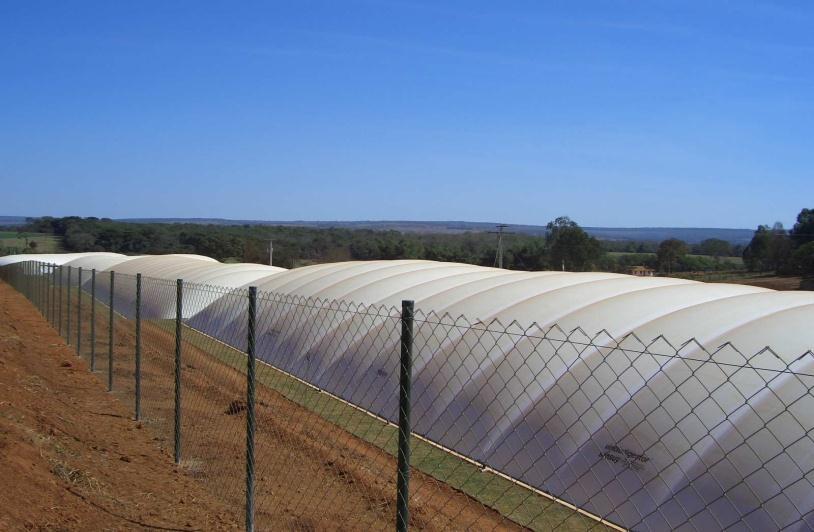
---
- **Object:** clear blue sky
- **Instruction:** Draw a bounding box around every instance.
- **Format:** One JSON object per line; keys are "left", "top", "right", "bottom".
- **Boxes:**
{"left": 1, "top": 1, "right": 811, "bottom": 228}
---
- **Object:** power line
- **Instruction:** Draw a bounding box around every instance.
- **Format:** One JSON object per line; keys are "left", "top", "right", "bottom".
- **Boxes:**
{"left": 489, "top": 224, "right": 512, "bottom": 269}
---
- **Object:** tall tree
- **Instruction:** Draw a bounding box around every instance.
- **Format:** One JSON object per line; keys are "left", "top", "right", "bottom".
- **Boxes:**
{"left": 545, "top": 216, "right": 603, "bottom": 271}
{"left": 657, "top": 238, "right": 689, "bottom": 274}
{"left": 791, "top": 208, "right": 814, "bottom": 247}
{"left": 743, "top": 222, "right": 792, "bottom": 272}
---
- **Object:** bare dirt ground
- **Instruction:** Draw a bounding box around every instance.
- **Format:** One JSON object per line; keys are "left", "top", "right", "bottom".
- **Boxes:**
{"left": 0, "top": 280, "right": 240, "bottom": 530}
{"left": 90, "top": 294, "right": 531, "bottom": 530}
{"left": 1, "top": 279, "right": 545, "bottom": 531}
{"left": 687, "top": 272, "right": 814, "bottom": 291}
{"left": 716, "top": 274, "right": 807, "bottom": 290}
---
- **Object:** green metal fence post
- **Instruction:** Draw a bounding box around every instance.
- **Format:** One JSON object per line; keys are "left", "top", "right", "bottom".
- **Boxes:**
{"left": 396, "top": 300, "right": 414, "bottom": 532}
{"left": 135, "top": 273, "right": 142, "bottom": 421}
{"left": 37, "top": 263, "right": 42, "bottom": 313}
{"left": 36, "top": 262, "right": 42, "bottom": 312}
{"left": 58, "top": 265, "right": 63, "bottom": 336}
{"left": 41, "top": 263, "right": 47, "bottom": 314}
{"left": 76, "top": 267, "right": 82, "bottom": 355}
{"left": 33, "top": 263, "right": 38, "bottom": 311}
{"left": 246, "top": 286, "right": 257, "bottom": 532}
{"left": 174, "top": 278, "right": 183, "bottom": 464}
{"left": 24, "top": 261, "right": 30, "bottom": 299}
{"left": 90, "top": 269, "right": 96, "bottom": 371}
{"left": 36, "top": 263, "right": 41, "bottom": 311}
{"left": 51, "top": 264, "right": 56, "bottom": 328}
{"left": 66, "top": 266, "right": 72, "bottom": 345}
{"left": 108, "top": 271, "right": 114, "bottom": 391}
{"left": 41, "top": 263, "right": 46, "bottom": 314}
{"left": 47, "top": 264, "right": 52, "bottom": 325}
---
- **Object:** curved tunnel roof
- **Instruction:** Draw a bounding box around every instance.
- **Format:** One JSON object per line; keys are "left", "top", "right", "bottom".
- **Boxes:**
{"left": 0, "top": 252, "right": 125, "bottom": 267}
{"left": 12, "top": 253, "right": 811, "bottom": 359}
{"left": 229, "top": 259, "right": 811, "bottom": 360}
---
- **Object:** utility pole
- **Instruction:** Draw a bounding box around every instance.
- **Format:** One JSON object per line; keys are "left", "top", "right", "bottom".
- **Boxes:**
{"left": 489, "top": 224, "right": 511, "bottom": 269}
{"left": 269, "top": 239, "right": 273, "bottom": 266}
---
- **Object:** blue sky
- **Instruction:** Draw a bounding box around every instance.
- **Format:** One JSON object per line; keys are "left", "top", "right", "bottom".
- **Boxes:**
{"left": 0, "top": 1, "right": 811, "bottom": 228}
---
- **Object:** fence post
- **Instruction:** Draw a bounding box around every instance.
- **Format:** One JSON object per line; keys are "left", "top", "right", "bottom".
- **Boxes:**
{"left": 51, "top": 264, "right": 56, "bottom": 328}
{"left": 37, "top": 263, "right": 43, "bottom": 313}
{"left": 396, "top": 300, "right": 414, "bottom": 532}
{"left": 33, "top": 263, "right": 38, "bottom": 310}
{"left": 90, "top": 269, "right": 96, "bottom": 371}
{"left": 58, "top": 265, "right": 63, "bottom": 336}
{"left": 174, "top": 278, "right": 183, "bottom": 464}
{"left": 24, "top": 261, "right": 30, "bottom": 300}
{"left": 246, "top": 286, "right": 257, "bottom": 532}
{"left": 108, "top": 271, "right": 115, "bottom": 391}
{"left": 135, "top": 273, "right": 142, "bottom": 421}
{"left": 76, "top": 267, "right": 82, "bottom": 355}
{"left": 50, "top": 264, "right": 54, "bottom": 325}
{"left": 41, "top": 263, "right": 46, "bottom": 314}
{"left": 42, "top": 263, "right": 47, "bottom": 314}
{"left": 66, "top": 266, "right": 72, "bottom": 345}
{"left": 47, "top": 264, "right": 52, "bottom": 325}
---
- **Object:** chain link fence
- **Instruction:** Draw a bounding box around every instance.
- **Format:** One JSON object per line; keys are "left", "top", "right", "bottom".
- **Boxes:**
{"left": 2, "top": 259, "right": 813, "bottom": 531}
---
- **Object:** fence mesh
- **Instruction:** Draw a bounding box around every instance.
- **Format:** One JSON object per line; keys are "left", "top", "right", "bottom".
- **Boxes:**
{"left": 2, "top": 259, "right": 813, "bottom": 531}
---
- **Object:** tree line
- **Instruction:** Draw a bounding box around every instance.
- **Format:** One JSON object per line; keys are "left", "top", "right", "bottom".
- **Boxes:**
{"left": 8, "top": 213, "right": 809, "bottom": 277}
{"left": 741, "top": 208, "right": 814, "bottom": 275}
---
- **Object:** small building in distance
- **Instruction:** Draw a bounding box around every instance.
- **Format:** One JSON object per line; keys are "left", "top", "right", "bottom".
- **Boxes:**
{"left": 627, "top": 265, "right": 656, "bottom": 277}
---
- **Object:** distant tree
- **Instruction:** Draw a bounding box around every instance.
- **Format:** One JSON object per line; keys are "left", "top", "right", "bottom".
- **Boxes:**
{"left": 791, "top": 208, "right": 814, "bottom": 247}
{"left": 743, "top": 223, "right": 792, "bottom": 272}
{"left": 743, "top": 225, "right": 770, "bottom": 271}
{"left": 791, "top": 242, "right": 814, "bottom": 276}
{"left": 546, "top": 216, "right": 603, "bottom": 271}
{"left": 697, "top": 238, "right": 732, "bottom": 260}
{"left": 28, "top": 240, "right": 38, "bottom": 250}
{"left": 511, "top": 238, "right": 548, "bottom": 271}
{"left": 657, "top": 238, "right": 689, "bottom": 274}
{"left": 64, "top": 226, "right": 97, "bottom": 251}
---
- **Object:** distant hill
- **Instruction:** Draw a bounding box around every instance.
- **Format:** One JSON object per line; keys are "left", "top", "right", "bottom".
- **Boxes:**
{"left": 3, "top": 215, "right": 756, "bottom": 244}
{"left": 0, "top": 216, "right": 28, "bottom": 226}
{"left": 116, "top": 218, "right": 755, "bottom": 245}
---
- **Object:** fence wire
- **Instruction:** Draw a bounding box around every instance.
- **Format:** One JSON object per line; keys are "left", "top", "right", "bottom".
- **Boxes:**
{"left": 2, "top": 260, "right": 813, "bottom": 531}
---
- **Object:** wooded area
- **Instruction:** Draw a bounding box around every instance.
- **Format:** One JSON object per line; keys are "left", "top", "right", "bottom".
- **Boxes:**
{"left": 4, "top": 210, "right": 811, "bottom": 277}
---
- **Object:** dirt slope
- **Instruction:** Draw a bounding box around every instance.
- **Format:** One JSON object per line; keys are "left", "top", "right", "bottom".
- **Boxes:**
{"left": 0, "top": 280, "right": 240, "bottom": 530}
{"left": 0, "top": 278, "right": 534, "bottom": 531}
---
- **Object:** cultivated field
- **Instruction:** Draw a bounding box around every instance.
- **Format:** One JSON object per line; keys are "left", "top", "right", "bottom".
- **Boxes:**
{"left": 0, "top": 231, "right": 63, "bottom": 254}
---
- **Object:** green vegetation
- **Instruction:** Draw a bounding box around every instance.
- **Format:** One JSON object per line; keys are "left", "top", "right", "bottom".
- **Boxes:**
{"left": 0, "top": 230, "right": 63, "bottom": 255}
{"left": 8, "top": 215, "right": 750, "bottom": 276}
{"left": 16, "top": 212, "right": 811, "bottom": 280}
{"left": 742, "top": 208, "right": 814, "bottom": 276}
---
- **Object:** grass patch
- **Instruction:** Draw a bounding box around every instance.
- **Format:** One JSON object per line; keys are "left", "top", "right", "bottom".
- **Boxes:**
{"left": 0, "top": 232, "right": 63, "bottom": 254}
{"left": 50, "top": 458, "right": 105, "bottom": 493}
